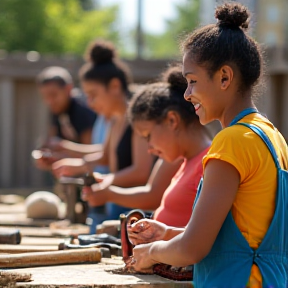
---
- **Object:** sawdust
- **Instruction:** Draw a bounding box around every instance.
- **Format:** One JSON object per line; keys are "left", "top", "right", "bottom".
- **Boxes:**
{"left": 0, "top": 271, "right": 32, "bottom": 288}
{"left": 106, "top": 266, "right": 152, "bottom": 276}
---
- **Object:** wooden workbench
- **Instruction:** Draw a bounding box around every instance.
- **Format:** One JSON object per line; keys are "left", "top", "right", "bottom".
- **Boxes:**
{"left": 10, "top": 262, "right": 193, "bottom": 288}
{"left": 0, "top": 200, "right": 193, "bottom": 287}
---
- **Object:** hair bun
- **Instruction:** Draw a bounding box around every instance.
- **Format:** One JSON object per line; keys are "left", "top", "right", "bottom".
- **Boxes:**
{"left": 215, "top": 3, "right": 250, "bottom": 30}
{"left": 161, "top": 64, "right": 187, "bottom": 92}
{"left": 86, "top": 40, "right": 116, "bottom": 65}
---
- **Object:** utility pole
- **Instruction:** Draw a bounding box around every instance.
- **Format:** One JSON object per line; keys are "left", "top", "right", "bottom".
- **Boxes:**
{"left": 136, "top": 0, "right": 144, "bottom": 59}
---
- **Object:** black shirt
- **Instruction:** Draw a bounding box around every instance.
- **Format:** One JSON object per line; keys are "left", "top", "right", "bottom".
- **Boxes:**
{"left": 52, "top": 97, "right": 96, "bottom": 143}
{"left": 116, "top": 125, "right": 133, "bottom": 170}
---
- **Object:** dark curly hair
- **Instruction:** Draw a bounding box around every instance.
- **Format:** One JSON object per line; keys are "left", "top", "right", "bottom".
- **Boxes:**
{"left": 79, "top": 39, "right": 132, "bottom": 92}
{"left": 128, "top": 64, "right": 198, "bottom": 126}
{"left": 182, "top": 2, "right": 263, "bottom": 93}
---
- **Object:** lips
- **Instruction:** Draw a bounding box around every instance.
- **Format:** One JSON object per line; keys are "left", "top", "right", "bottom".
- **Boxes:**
{"left": 193, "top": 103, "right": 201, "bottom": 111}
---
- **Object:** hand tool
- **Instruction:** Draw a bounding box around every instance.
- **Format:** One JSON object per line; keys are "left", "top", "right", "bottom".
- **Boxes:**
{"left": 0, "top": 248, "right": 103, "bottom": 268}
{"left": 59, "top": 174, "right": 96, "bottom": 187}
{"left": 121, "top": 209, "right": 193, "bottom": 281}
{"left": 58, "top": 240, "right": 122, "bottom": 257}
{"left": 0, "top": 229, "right": 21, "bottom": 245}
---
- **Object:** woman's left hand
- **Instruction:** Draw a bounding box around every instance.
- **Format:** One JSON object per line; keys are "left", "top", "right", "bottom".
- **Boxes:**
{"left": 126, "top": 242, "right": 159, "bottom": 273}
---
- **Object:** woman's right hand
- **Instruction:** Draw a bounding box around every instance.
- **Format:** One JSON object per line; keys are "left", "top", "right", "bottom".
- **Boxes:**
{"left": 127, "top": 219, "right": 168, "bottom": 245}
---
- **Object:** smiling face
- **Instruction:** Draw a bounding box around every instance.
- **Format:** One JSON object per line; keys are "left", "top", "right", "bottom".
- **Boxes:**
{"left": 133, "top": 113, "right": 182, "bottom": 162}
{"left": 183, "top": 52, "right": 226, "bottom": 125}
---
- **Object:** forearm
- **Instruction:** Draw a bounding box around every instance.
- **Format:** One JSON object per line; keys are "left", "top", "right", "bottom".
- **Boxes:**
{"left": 112, "top": 166, "right": 149, "bottom": 187}
{"left": 150, "top": 232, "right": 197, "bottom": 267}
{"left": 83, "top": 152, "right": 108, "bottom": 171}
{"left": 164, "top": 227, "right": 185, "bottom": 241}
{"left": 60, "top": 140, "right": 103, "bottom": 156}
{"left": 105, "top": 185, "right": 161, "bottom": 210}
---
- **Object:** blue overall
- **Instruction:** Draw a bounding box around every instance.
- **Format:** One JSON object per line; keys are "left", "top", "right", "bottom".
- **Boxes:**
{"left": 193, "top": 108, "right": 288, "bottom": 288}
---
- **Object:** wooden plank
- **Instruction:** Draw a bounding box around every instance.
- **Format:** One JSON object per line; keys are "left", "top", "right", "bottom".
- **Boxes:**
{"left": 0, "top": 214, "right": 54, "bottom": 227}
{"left": 0, "top": 225, "right": 89, "bottom": 238}
{"left": 15, "top": 227, "right": 63, "bottom": 238}
{"left": 0, "top": 244, "right": 58, "bottom": 253}
{"left": 9, "top": 263, "right": 193, "bottom": 287}
{"left": 0, "top": 204, "right": 25, "bottom": 214}
{"left": 21, "top": 237, "right": 63, "bottom": 246}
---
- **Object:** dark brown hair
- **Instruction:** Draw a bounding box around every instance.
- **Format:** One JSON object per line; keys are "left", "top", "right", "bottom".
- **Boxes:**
{"left": 182, "top": 2, "right": 263, "bottom": 93}
{"left": 129, "top": 64, "right": 198, "bottom": 126}
{"left": 79, "top": 39, "right": 132, "bottom": 92}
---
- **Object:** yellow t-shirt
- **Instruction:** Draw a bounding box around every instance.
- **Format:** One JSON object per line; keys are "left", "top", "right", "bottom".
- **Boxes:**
{"left": 202, "top": 113, "right": 288, "bottom": 287}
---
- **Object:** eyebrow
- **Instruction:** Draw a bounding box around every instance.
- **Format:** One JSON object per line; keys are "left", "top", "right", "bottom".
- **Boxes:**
{"left": 183, "top": 71, "right": 195, "bottom": 77}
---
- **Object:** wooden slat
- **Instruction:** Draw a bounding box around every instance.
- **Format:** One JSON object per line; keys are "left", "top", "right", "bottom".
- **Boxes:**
{"left": 0, "top": 244, "right": 58, "bottom": 253}
{"left": 16, "top": 227, "right": 62, "bottom": 238}
{"left": 0, "top": 225, "right": 89, "bottom": 238}
{"left": 20, "top": 237, "right": 63, "bottom": 246}
{"left": 18, "top": 226, "right": 89, "bottom": 237}
{"left": 0, "top": 214, "right": 54, "bottom": 227}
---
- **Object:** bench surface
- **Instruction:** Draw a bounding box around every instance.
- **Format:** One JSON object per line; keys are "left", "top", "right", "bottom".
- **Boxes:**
{"left": 10, "top": 262, "right": 193, "bottom": 288}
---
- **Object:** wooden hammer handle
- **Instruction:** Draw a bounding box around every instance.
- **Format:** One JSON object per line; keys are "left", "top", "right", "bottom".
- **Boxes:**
{"left": 0, "top": 248, "right": 102, "bottom": 268}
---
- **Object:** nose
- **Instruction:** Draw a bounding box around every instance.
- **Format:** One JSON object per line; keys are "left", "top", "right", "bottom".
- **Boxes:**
{"left": 184, "top": 87, "right": 192, "bottom": 102}
{"left": 147, "top": 144, "right": 156, "bottom": 155}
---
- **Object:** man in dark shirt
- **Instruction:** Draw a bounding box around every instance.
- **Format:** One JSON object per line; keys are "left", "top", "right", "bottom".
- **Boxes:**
{"left": 34, "top": 67, "right": 96, "bottom": 223}
{"left": 38, "top": 66, "right": 96, "bottom": 144}
{"left": 35, "top": 66, "right": 96, "bottom": 170}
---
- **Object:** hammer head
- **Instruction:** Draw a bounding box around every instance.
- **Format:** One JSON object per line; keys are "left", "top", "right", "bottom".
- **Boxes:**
{"left": 100, "top": 248, "right": 111, "bottom": 258}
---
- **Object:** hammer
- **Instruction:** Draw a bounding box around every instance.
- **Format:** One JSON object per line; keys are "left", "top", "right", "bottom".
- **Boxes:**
{"left": 0, "top": 248, "right": 104, "bottom": 268}
{"left": 58, "top": 240, "right": 122, "bottom": 257}
{"left": 59, "top": 174, "right": 97, "bottom": 186}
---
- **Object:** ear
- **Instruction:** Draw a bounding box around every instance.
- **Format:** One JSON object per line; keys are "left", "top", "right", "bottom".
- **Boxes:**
{"left": 165, "top": 111, "right": 181, "bottom": 130}
{"left": 218, "top": 65, "right": 234, "bottom": 90}
{"left": 65, "top": 84, "right": 73, "bottom": 95}
{"left": 108, "top": 78, "right": 122, "bottom": 91}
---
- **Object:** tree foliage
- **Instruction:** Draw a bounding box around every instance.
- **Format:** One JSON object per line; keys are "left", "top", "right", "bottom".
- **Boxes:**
{"left": 0, "top": 0, "right": 119, "bottom": 55}
{"left": 144, "top": 0, "right": 200, "bottom": 59}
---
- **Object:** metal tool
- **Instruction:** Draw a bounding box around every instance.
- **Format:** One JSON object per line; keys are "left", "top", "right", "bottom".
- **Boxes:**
{"left": 58, "top": 240, "right": 121, "bottom": 257}
{"left": 120, "top": 209, "right": 193, "bottom": 281}
{"left": 0, "top": 229, "right": 21, "bottom": 245}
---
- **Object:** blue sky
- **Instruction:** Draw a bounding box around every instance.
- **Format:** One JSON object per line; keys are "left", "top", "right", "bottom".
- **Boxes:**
{"left": 99, "top": 0, "right": 186, "bottom": 34}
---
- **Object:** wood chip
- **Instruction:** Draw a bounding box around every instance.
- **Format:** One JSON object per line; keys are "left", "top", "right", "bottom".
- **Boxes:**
{"left": 0, "top": 270, "right": 32, "bottom": 288}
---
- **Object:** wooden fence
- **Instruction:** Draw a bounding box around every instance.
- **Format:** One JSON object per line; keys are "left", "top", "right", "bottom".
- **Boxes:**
{"left": 0, "top": 46, "right": 287, "bottom": 191}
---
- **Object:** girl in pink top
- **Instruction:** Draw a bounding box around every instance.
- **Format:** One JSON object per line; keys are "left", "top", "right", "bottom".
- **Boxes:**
{"left": 83, "top": 65, "right": 211, "bottom": 228}
{"left": 153, "top": 147, "right": 209, "bottom": 227}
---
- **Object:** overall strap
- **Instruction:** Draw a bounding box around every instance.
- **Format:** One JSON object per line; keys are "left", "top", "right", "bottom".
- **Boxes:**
{"left": 237, "top": 123, "right": 281, "bottom": 170}
{"left": 229, "top": 107, "right": 258, "bottom": 126}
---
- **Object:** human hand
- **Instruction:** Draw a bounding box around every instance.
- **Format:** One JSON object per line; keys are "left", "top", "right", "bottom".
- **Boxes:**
{"left": 126, "top": 242, "right": 158, "bottom": 273}
{"left": 52, "top": 158, "right": 86, "bottom": 178}
{"left": 32, "top": 149, "right": 59, "bottom": 170}
{"left": 34, "top": 158, "right": 53, "bottom": 171}
{"left": 81, "top": 185, "right": 108, "bottom": 206}
{"left": 128, "top": 219, "right": 168, "bottom": 245}
{"left": 45, "top": 137, "right": 63, "bottom": 151}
